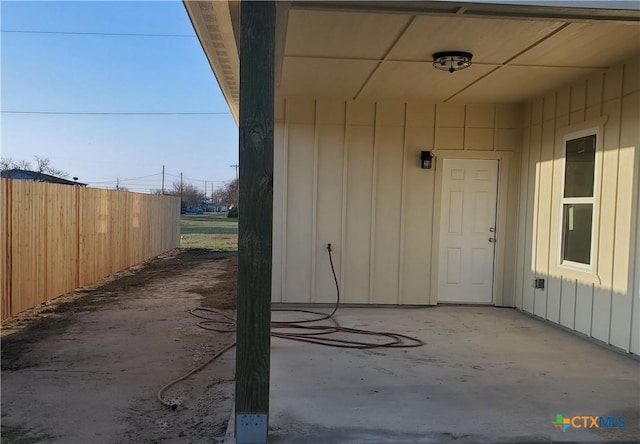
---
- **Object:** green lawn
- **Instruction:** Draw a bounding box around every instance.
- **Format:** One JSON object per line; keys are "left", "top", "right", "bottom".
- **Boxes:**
{"left": 180, "top": 213, "right": 238, "bottom": 250}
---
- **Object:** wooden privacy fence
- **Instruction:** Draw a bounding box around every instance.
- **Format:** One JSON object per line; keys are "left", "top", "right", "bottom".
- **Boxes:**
{"left": 1, "top": 179, "right": 181, "bottom": 320}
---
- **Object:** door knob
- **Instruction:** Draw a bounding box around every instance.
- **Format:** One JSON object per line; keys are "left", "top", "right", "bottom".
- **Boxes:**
{"left": 489, "top": 227, "right": 495, "bottom": 232}
{"left": 489, "top": 237, "right": 496, "bottom": 243}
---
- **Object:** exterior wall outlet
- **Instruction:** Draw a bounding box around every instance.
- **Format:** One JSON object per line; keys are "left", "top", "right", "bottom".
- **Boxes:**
{"left": 534, "top": 278, "right": 545, "bottom": 290}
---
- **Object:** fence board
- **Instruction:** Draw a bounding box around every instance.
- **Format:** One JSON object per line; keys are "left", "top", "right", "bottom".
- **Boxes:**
{"left": 11, "top": 181, "right": 47, "bottom": 315}
{"left": 1, "top": 179, "right": 180, "bottom": 320}
{"left": 46, "top": 183, "right": 78, "bottom": 301}
{"left": 1, "top": 180, "right": 11, "bottom": 319}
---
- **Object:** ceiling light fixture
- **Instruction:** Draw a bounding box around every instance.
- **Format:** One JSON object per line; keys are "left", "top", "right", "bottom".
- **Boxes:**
{"left": 432, "top": 51, "right": 473, "bottom": 73}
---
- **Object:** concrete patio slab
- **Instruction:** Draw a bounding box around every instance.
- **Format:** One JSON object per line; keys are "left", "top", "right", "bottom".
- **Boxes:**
{"left": 268, "top": 306, "right": 639, "bottom": 443}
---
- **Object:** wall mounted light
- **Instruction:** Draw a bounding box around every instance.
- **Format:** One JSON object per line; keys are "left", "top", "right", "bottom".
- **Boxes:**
{"left": 420, "top": 151, "right": 433, "bottom": 169}
{"left": 432, "top": 51, "right": 473, "bottom": 73}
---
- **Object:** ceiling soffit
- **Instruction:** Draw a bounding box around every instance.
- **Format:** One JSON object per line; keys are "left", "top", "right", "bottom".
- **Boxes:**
{"left": 184, "top": 1, "right": 240, "bottom": 120}
{"left": 279, "top": 7, "right": 640, "bottom": 103}
{"left": 284, "top": 10, "right": 413, "bottom": 59}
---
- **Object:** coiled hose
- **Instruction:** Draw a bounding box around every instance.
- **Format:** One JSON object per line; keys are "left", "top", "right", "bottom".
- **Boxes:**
{"left": 158, "top": 247, "right": 424, "bottom": 407}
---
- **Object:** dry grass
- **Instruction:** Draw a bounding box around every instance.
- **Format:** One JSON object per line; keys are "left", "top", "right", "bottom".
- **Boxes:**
{"left": 180, "top": 233, "right": 237, "bottom": 251}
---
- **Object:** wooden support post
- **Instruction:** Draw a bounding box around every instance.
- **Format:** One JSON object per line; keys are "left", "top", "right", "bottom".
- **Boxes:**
{"left": 235, "top": 1, "right": 275, "bottom": 443}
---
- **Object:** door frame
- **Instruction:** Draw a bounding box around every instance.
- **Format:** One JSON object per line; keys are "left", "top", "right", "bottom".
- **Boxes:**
{"left": 436, "top": 158, "right": 499, "bottom": 304}
{"left": 429, "top": 150, "right": 516, "bottom": 306}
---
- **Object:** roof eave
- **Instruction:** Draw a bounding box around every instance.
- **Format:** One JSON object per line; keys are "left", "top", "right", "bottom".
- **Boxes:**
{"left": 183, "top": 0, "right": 240, "bottom": 125}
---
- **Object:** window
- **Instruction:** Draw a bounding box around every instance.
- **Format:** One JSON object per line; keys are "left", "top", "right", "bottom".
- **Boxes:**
{"left": 561, "top": 132, "right": 596, "bottom": 268}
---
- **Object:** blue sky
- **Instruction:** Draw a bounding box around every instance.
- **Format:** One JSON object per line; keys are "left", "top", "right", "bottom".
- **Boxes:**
{"left": 1, "top": 1, "right": 238, "bottom": 194}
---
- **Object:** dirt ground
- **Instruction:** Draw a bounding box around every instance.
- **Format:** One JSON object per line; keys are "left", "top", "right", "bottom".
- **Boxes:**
{"left": 1, "top": 249, "right": 237, "bottom": 444}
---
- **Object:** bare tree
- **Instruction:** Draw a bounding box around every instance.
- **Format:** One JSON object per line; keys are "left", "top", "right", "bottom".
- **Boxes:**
{"left": 169, "top": 181, "right": 206, "bottom": 206}
{"left": 212, "top": 178, "right": 238, "bottom": 208}
{"left": 33, "top": 156, "right": 68, "bottom": 178}
{"left": 1, "top": 157, "right": 32, "bottom": 171}
{"left": 211, "top": 189, "right": 223, "bottom": 207}
{"left": 0, "top": 158, "right": 14, "bottom": 171}
{"left": 0, "top": 156, "right": 68, "bottom": 178}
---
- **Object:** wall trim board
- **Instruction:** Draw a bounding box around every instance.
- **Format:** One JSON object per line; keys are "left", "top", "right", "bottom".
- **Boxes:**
{"left": 631, "top": 155, "right": 640, "bottom": 353}
{"left": 557, "top": 273, "right": 563, "bottom": 325}
{"left": 572, "top": 278, "right": 578, "bottom": 330}
{"left": 516, "top": 106, "right": 533, "bottom": 312}
{"left": 340, "top": 101, "right": 349, "bottom": 304}
{"left": 606, "top": 71, "right": 624, "bottom": 345}
{"left": 543, "top": 93, "right": 559, "bottom": 320}
{"left": 532, "top": 113, "right": 543, "bottom": 316}
{"left": 624, "top": 138, "right": 640, "bottom": 352}
{"left": 398, "top": 103, "right": 408, "bottom": 304}
{"left": 430, "top": 158, "right": 444, "bottom": 305}
{"left": 368, "top": 103, "right": 379, "bottom": 304}
{"left": 311, "top": 100, "right": 319, "bottom": 302}
{"left": 281, "top": 101, "right": 289, "bottom": 302}
{"left": 495, "top": 157, "right": 509, "bottom": 306}
{"left": 589, "top": 283, "right": 595, "bottom": 337}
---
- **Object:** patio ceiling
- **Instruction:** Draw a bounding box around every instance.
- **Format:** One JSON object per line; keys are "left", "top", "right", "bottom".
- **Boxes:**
{"left": 185, "top": 0, "right": 640, "bottom": 115}
{"left": 281, "top": 7, "right": 640, "bottom": 103}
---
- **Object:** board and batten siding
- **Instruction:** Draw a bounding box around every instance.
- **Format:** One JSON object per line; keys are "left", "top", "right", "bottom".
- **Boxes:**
{"left": 272, "top": 99, "right": 522, "bottom": 306}
{"left": 515, "top": 55, "right": 640, "bottom": 354}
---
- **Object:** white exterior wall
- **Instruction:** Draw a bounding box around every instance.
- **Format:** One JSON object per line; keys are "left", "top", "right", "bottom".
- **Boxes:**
{"left": 515, "top": 56, "right": 640, "bottom": 354}
{"left": 272, "top": 99, "right": 522, "bottom": 306}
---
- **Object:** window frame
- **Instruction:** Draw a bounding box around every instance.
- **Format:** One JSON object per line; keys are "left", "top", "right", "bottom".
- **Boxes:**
{"left": 557, "top": 127, "right": 600, "bottom": 273}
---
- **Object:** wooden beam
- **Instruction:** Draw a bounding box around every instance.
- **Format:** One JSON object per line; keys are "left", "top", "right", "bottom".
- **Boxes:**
{"left": 235, "top": 1, "right": 275, "bottom": 443}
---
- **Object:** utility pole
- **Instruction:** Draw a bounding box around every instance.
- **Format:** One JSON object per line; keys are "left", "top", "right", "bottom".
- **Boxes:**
{"left": 116, "top": 178, "right": 120, "bottom": 190}
{"left": 162, "top": 165, "right": 165, "bottom": 195}
{"left": 230, "top": 164, "right": 239, "bottom": 181}
{"left": 205, "top": 181, "right": 207, "bottom": 203}
{"left": 180, "top": 172, "right": 183, "bottom": 207}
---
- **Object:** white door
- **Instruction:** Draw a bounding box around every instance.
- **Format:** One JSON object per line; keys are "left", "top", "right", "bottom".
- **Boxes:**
{"left": 438, "top": 159, "right": 498, "bottom": 304}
